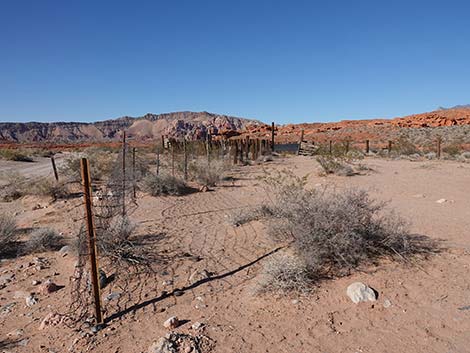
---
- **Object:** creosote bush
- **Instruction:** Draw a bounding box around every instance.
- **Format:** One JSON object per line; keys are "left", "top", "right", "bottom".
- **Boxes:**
{"left": 142, "top": 173, "right": 189, "bottom": 196}
{"left": 0, "top": 214, "right": 17, "bottom": 251}
{"left": 316, "top": 155, "right": 354, "bottom": 176}
{"left": 189, "top": 159, "right": 227, "bottom": 186}
{"left": 0, "top": 149, "right": 34, "bottom": 162}
{"left": 255, "top": 170, "right": 435, "bottom": 293}
{"left": 23, "top": 228, "right": 65, "bottom": 254}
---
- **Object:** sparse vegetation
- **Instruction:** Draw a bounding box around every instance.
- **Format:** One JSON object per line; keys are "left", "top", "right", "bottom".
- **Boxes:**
{"left": 22, "top": 228, "right": 65, "bottom": 254}
{"left": 30, "top": 179, "right": 69, "bottom": 200}
{"left": 255, "top": 170, "right": 435, "bottom": 292}
{"left": 189, "top": 159, "right": 227, "bottom": 186}
{"left": 0, "top": 214, "right": 17, "bottom": 252}
{"left": 0, "top": 149, "right": 34, "bottom": 162}
{"left": 142, "top": 173, "right": 189, "bottom": 196}
{"left": 60, "top": 149, "right": 116, "bottom": 182}
{"left": 316, "top": 155, "right": 355, "bottom": 176}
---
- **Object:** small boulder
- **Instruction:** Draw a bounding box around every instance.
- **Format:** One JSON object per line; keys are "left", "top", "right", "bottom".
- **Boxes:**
{"left": 436, "top": 199, "right": 447, "bottom": 204}
{"left": 40, "top": 279, "right": 59, "bottom": 295}
{"left": 191, "top": 322, "right": 204, "bottom": 330}
{"left": 189, "top": 269, "right": 211, "bottom": 284}
{"left": 163, "top": 316, "right": 179, "bottom": 330}
{"left": 199, "top": 185, "right": 209, "bottom": 193}
{"left": 99, "top": 269, "right": 107, "bottom": 288}
{"left": 148, "top": 337, "right": 175, "bottom": 353}
{"left": 58, "top": 246, "right": 70, "bottom": 257}
{"left": 39, "top": 312, "right": 65, "bottom": 330}
{"left": 25, "top": 295, "right": 38, "bottom": 307}
{"left": 346, "top": 282, "right": 377, "bottom": 304}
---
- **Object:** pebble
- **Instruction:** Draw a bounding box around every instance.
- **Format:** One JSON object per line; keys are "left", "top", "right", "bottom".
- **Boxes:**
{"left": 163, "top": 316, "right": 179, "bottom": 329}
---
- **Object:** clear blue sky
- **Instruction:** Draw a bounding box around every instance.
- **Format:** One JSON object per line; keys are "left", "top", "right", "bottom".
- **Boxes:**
{"left": 1, "top": 0, "right": 469, "bottom": 124}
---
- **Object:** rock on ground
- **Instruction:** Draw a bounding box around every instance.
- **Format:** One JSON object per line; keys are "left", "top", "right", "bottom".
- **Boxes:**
{"left": 148, "top": 337, "right": 175, "bottom": 353}
{"left": 346, "top": 282, "right": 377, "bottom": 304}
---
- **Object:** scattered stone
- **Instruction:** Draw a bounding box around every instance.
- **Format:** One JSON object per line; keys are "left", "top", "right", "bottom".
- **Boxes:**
{"left": 346, "top": 282, "right": 377, "bottom": 304}
{"left": 173, "top": 290, "right": 184, "bottom": 297}
{"left": 199, "top": 185, "right": 209, "bottom": 193}
{"left": 162, "top": 280, "right": 173, "bottom": 286}
{"left": 412, "top": 194, "right": 426, "bottom": 198}
{"left": 32, "top": 280, "right": 41, "bottom": 286}
{"left": 59, "top": 245, "right": 70, "bottom": 257}
{"left": 26, "top": 295, "right": 38, "bottom": 307}
{"left": 104, "top": 292, "right": 121, "bottom": 302}
{"left": 163, "top": 316, "right": 179, "bottom": 330}
{"left": 7, "top": 328, "right": 24, "bottom": 337}
{"left": 39, "top": 312, "right": 65, "bottom": 330}
{"left": 40, "top": 279, "right": 59, "bottom": 295}
{"left": 14, "top": 290, "right": 29, "bottom": 299}
{"left": 383, "top": 299, "right": 392, "bottom": 308}
{"left": 189, "top": 269, "right": 211, "bottom": 284}
{"left": 291, "top": 299, "right": 299, "bottom": 305}
{"left": 18, "top": 338, "right": 29, "bottom": 346}
{"left": 0, "top": 273, "right": 15, "bottom": 285}
{"left": 191, "top": 322, "right": 204, "bottom": 330}
{"left": 1, "top": 303, "right": 16, "bottom": 316}
{"left": 436, "top": 198, "right": 447, "bottom": 204}
{"left": 148, "top": 337, "right": 175, "bottom": 353}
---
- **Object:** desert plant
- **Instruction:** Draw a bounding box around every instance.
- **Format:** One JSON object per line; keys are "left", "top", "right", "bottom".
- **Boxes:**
{"left": 442, "top": 143, "right": 461, "bottom": 157}
{"left": 257, "top": 252, "right": 314, "bottom": 293}
{"left": 0, "top": 172, "right": 27, "bottom": 201}
{"left": 189, "top": 158, "right": 227, "bottom": 186}
{"left": 31, "top": 179, "right": 69, "bottom": 200}
{"left": 257, "top": 171, "right": 435, "bottom": 292}
{"left": 142, "top": 173, "right": 189, "bottom": 196}
{"left": 0, "top": 149, "right": 34, "bottom": 162}
{"left": 227, "top": 206, "right": 267, "bottom": 226}
{"left": 60, "top": 149, "right": 116, "bottom": 182}
{"left": 22, "top": 228, "right": 65, "bottom": 254}
{"left": 391, "top": 138, "right": 420, "bottom": 156}
{"left": 0, "top": 214, "right": 17, "bottom": 252}
{"left": 316, "top": 155, "right": 354, "bottom": 176}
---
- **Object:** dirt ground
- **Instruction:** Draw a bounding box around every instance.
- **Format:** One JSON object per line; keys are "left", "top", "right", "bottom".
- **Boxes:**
{"left": 1, "top": 155, "right": 470, "bottom": 353}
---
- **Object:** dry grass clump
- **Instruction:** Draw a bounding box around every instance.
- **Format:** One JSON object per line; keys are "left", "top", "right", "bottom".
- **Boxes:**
{"left": 227, "top": 206, "right": 267, "bottom": 226}
{"left": 256, "top": 170, "right": 436, "bottom": 292}
{"left": 22, "top": 228, "right": 65, "bottom": 254}
{"left": 0, "top": 173, "right": 27, "bottom": 201}
{"left": 390, "top": 138, "right": 421, "bottom": 156}
{"left": 316, "top": 155, "right": 355, "bottom": 176}
{"left": 60, "top": 149, "right": 116, "bottom": 182}
{"left": 142, "top": 173, "right": 189, "bottom": 196}
{"left": 189, "top": 159, "right": 228, "bottom": 186}
{"left": 0, "top": 214, "right": 17, "bottom": 252}
{"left": 257, "top": 252, "right": 313, "bottom": 293}
{"left": 0, "top": 173, "right": 69, "bottom": 202}
{"left": 30, "top": 179, "right": 69, "bottom": 200}
{"left": 0, "top": 149, "right": 34, "bottom": 162}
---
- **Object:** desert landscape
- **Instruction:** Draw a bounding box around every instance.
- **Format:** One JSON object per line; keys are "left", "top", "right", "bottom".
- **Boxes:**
{"left": 1, "top": 111, "right": 470, "bottom": 352}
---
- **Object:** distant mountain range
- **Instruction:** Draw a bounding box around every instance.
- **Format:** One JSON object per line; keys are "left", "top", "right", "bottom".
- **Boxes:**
{"left": 0, "top": 111, "right": 262, "bottom": 143}
{"left": 2, "top": 106, "right": 470, "bottom": 145}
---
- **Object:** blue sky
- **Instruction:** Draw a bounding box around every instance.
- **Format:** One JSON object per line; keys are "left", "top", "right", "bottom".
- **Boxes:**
{"left": 1, "top": 0, "right": 469, "bottom": 124}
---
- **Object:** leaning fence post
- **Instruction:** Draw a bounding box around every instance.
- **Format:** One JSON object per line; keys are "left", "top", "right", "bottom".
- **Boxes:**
{"left": 50, "top": 156, "right": 59, "bottom": 182}
{"left": 80, "top": 158, "right": 103, "bottom": 325}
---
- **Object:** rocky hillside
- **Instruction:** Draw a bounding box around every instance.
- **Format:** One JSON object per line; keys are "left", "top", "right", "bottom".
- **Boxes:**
{"left": 0, "top": 112, "right": 261, "bottom": 143}
{"left": 244, "top": 107, "right": 470, "bottom": 145}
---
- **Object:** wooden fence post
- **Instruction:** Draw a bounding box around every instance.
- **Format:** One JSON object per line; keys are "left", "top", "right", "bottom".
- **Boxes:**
{"left": 122, "top": 132, "right": 126, "bottom": 217}
{"left": 271, "top": 122, "right": 275, "bottom": 152}
{"left": 345, "top": 140, "right": 350, "bottom": 154}
{"left": 388, "top": 140, "right": 392, "bottom": 156}
{"left": 50, "top": 156, "right": 59, "bottom": 182}
{"left": 132, "top": 147, "right": 136, "bottom": 199}
{"left": 365, "top": 140, "right": 370, "bottom": 154}
{"left": 156, "top": 149, "right": 160, "bottom": 176}
{"left": 329, "top": 140, "right": 333, "bottom": 155}
{"left": 233, "top": 140, "right": 238, "bottom": 165}
{"left": 80, "top": 158, "right": 103, "bottom": 325}
{"left": 297, "top": 130, "right": 304, "bottom": 155}
{"left": 183, "top": 139, "right": 188, "bottom": 181}
{"left": 437, "top": 137, "right": 442, "bottom": 159}
{"left": 171, "top": 143, "right": 175, "bottom": 177}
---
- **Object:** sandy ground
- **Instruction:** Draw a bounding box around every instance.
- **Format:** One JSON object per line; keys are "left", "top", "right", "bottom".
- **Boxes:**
{"left": 1, "top": 155, "right": 470, "bottom": 353}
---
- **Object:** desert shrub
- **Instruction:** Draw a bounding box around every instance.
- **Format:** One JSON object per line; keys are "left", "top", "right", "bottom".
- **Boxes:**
{"left": 60, "top": 149, "right": 116, "bottom": 182}
{"left": 0, "top": 149, "right": 34, "bottom": 162}
{"left": 31, "top": 179, "right": 69, "bottom": 200}
{"left": 142, "top": 173, "right": 189, "bottom": 196}
{"left": 228, "top": 206, "right": 268, "bottom": 226}
{"left": 391, "top": 138, "right": 420, "bottom": 156}
{"left": 0, "top": 214, "right": 17, "bottom": 251}
{"left": 316, "top": 155, "right": 354, "bottom": 176}
{"left": 189, "top": 159, "right": 227, "bottom": 186}
{"left": 257, "top": 252, "right": 314, "bottom": 293}
{"left": 257, "top": 171, "right": 434, "bottom": 292}
{"left": 460, "top": 151, "right": 470, "bottom": 160}
{"left": 425, "top": 152, "right": 437, "bottom": 160}
{"left": 22, "top": 228, "right": 65, "bottom": 254}
{"left": 0, "top": 172, "right": 29, "bottom": 201}
{"left": 442, "top": 144, "right": 461, "bottom": 157}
